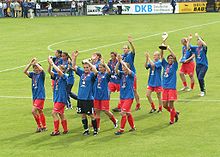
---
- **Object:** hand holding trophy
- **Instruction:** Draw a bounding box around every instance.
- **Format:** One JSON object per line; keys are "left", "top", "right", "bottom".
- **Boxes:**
{"left": 159, "top": 32, "right": 168, "bottom": 50}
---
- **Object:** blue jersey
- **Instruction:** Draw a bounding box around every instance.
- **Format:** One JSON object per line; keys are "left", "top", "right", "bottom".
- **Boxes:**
{"left": 28, "top": 71, "right": 45, "bottom": 100}
{"left": 52, "top": 57, "right": 63, "bottom": 73}
{"left": 94, "top": 72, "right": 110, "bottom": 100}
{"left": 180, "top": 45, "right": 194, "bottom": 63}
{"left": 62, "top": 60, "right": 74, "bottom": 85}
{"left": 108, "top": 59, "right": 120, "bottom": 84}
{"left": 53, "top": 73, "right": 68, "bottom": 104}
{"left": 162, "top": 59, "right": 178, "bottom": 89}
{"left": 118, "top": 71, "right": 135, "bottom": 99}
{"left": 93, "top": 60, "right": 101, "bottom": 70}
{"left": 76, "top": 67, "right": 96, "bottom": 100}
{"left": 121, "top": 52, "right": 136, "bottom": 73}
{"left": 146, "top": 60, "right": 162, "bottom": 87}
{"left": 191, "top": 46, "right": 208, "bottom": 67}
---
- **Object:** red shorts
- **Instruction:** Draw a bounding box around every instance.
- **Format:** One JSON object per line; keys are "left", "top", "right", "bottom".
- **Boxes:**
{"left": 133, "top": 76, "right": 137, "bottom": 90}
{"left": 147, "top": 86, "right": 163, "bottom": 93}
{"left": 53, "top": 102, "right": 65, "bottom": 114}
{"left": 108, "top": 82, "right": 120, "bottom": 92}
{"left": 94, "top": 100, "right": 110, "bottom": 111}
{"left": 33, "top": 99, "right": 45, "bottom": 110}
{"left": 120, "top": 99, "right": 133, "bottom": 113}
{"left": 180, "top": 62, "right": 195, "bottom": 75}
{"left": 162, "top": 89, "right": 177, "bottom": 101}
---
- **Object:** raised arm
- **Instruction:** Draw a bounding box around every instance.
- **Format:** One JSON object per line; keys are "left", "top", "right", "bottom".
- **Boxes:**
{"left": 195, "top": 33, "right": 207, "bottom": 47}
{"left": 187, "top": 34, "right": 192, "bottom": 50}
{"left": 101, "top": 58, "right": 111, "bottom": 74}
{"left": 128, "top": 35, "right": 135, "bottom": 54}
{"left": 48, "top": 56, "right": 64, "bottom": 77}
{"left": 167, "top": 46, "right": 177, "bottom": 62}
{"left": 23, "top": 58, "right": 36, "bottom": 76}
{"left": 160, "top": 49, "right": 164, "bottom": 60}
{"left": 71, "top": 50, "right": 79, "bottom": 71}
{"left": 86, "top": 61, "right": 98, "bottom": 75}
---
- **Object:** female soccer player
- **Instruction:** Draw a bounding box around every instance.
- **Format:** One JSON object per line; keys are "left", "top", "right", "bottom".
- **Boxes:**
{"left": 61, "top": 52, "right": 77, "bottom": 110}
{"left": 112, "top": 36, "right": 141, "bottom": 111}
{"left": 114, "top": 55, "right": 136, "bottom": 135}
{"left": 48, "top": 57, "right": 68, "bottom": 136}
{"left": 161, "top": 46, "right": 179, "bottom": 125}
{"left": 145, "top": 51, "right": 163, "bottom": 113}
{"left": 179, "top": 36, "right": 195, "bottom": 91}
{"left": 51, "top": 50, "right": 63, "bottom": 89}
{"left": 23, "top": 58, "right": 47, "bottom": 133}
{"left": 190, "top": 33, "right": 208, "bottom": 96}
{"left": 108, "top": 52, "right": 121, "bottom": 112}
{"left": 94, "top": 59, "right": 118, "bottom": 131}
{"left": 72, "top": 51, "right": 98, "bottom": 136}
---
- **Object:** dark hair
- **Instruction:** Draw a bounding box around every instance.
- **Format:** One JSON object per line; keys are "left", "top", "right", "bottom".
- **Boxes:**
{"left": 167, "top": 54, "right": 173, "bottom": 60}
{"left": 62, "top": 52, "right": 72, "bottom": 61}
{"left": 56, "top": 50, "right": 62, "bottom": 57}
{"left": 110, "top": 52, "right": 117, "bottom": 56}
{"left": 32, "top": 63, "right": 41, "bottom": 68}
{"left": 95, "top": 52, "right": 102, "bottom": 59}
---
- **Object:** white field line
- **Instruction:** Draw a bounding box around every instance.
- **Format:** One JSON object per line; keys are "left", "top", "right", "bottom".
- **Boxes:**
{"left": 0, "top": 95, "right": 220, "bottom": 102}
{"left": 0, "top": 20, "right": 219, "bottom": 74}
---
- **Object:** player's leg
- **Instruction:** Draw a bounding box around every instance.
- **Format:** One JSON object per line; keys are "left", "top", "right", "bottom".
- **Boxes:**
{"left": 66, "top": 84, "right": 73, "bottom": 109}
{"left": 156, "top": 91, "right": 162, "bottom": 113}
{"left": 89, "top": 114, "right": 98, "bottom": 136}
{"left": 168, "top": 101, "right": 179, "bottom": 124}
{"left": 104, "top": 110, "right": 118, "bottom": 128}
{"left": 197, "top": 65, "right": 208, "bottom": 96}
{"left": 115, "top": 111, "right": 127, "bottom": 135}
{"left": 134, "top": 77, "right": 141, "bottom": 111}
{"left": 189, "top": 62, "right": 195, "bottom": 91}
{"left": 59, "top": 113, "right": 68, "bottom": 134}
{"left": 32, "top": 106, "right": 42, "bottom": 132}
{"left": 189, "top": 74, "right": 195, "bottom": 91}
{"left": 146, "top": 89, "right": 156, "bottom": 113}
{"left": 126, "top": 112, "right": 135, "bottom": 132}
{"left": 180, "top": 71, "right": 188, "bottom": 91}
{"left": 51, "top": 111, "right": 60, "bottom": 136}
{"left": 163, "top": 101, "right": 170, "bottom": 112}
{"left": 38, "top": 109, "right": 47, "bottom": 131}
{"left": 95, "top": 108, "right": 101, "bottom": 130}
{"left": 81, "top": 113, "right": 89, "bottom": 135}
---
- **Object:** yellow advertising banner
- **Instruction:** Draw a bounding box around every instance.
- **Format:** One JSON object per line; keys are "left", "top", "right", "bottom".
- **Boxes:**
{"left": 216, "top": 2, "right": 220, "bottom": 12}
{"left": 179, "top": 2, "right": 207, "bottom": 13}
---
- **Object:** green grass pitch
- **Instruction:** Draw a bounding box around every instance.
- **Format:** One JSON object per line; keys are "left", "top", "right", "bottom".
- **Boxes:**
{"left": 0, "top": 13, "right": 220, "bottom": 157}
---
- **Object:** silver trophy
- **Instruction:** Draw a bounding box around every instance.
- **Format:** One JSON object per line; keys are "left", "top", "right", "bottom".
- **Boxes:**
{"left": 159, "top": 32, "right": 168, "bottom": 50}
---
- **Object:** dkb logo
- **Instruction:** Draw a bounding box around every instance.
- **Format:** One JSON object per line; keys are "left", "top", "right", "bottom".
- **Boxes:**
{"left": 135, "top": 5, "right": 152, "bottom": 12}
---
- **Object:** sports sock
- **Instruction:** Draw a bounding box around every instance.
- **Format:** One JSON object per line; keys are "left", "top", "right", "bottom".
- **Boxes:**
{"left": 39, "top": 113, "right": 46, "bottom": 128}
{"left": 127, "top": 114, "right": 135, "bottom": 129}
{"left": 151, "top": 102, "right": 155, "bottom": 109}
{"left": 82, "top": 118, "right": 88, "bottom": 130}
{"left": 96, "top": 118, "right": 100, "bottom": 129}
{"left": 120, "top": 115, "right": 127, "bottom": 132}
{"left": 170, "top": 108, "right": 176, "bottom": 123}
{"left": 110, "top": 115, "right": 117, "bottom": 124}
{"left": 92, "top": 119, "right": 98, "bottom": 132}
{"left": 158, "top": 105, "right": 162, "bottom": 111}
{"left": 183, "top": 81, "right": 187, "bottom": 87}
{"left": 117, "top": 101, "right": 121, "bottom": 109}
{"left": 61, "top": 120, "right": 68, "bottom": 132}
{"left": 54, "top": 120, "right": 59, "bottom": 132}
{"left": 191, "top": 82, "right": 195, "bottom": 89}
{"left": 33, "top": 115, "right": 41, "bottom": 128}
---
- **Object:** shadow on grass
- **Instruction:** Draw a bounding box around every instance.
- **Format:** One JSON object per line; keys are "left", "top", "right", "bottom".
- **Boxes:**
{"left": 140, "top": 122, "right": 170, "bottom": 135}
{"left": 1, "top": 132, "right": 34, "bottom": 143}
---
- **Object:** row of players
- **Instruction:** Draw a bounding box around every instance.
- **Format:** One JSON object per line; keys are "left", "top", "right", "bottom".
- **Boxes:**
{"left": 24, "top": 33, "right": 208, "bottom": 136}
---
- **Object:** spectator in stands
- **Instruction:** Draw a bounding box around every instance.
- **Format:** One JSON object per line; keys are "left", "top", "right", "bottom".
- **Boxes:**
{"left": 35, "top": 1, "right": 40, "bottom": 17}
{"left": 117, "top": 0, "right": 122, "bottom": 15}
{"left": 28, "top": 0, "right": 35, "bottom": 19}
{"left": 23, "top": 0, "right": 28, "bottom": 18}
{"left": 3, "top": 1, "right": 8, "bottom": 17}
{"left": 0, "top": 1, "right": 3, "bottom": 17}
{"left": 14, "top": 0, "right": 20, "bottom": 18}
{"left": 10, "top": 1, "right": 15, "bottom": 17}
{"left": 108, "top": 0, "right": 113, "bottom": 11}
{"left": 78, "top": 1, "right": 83, "bottom": 16}
{"left": 102, "top": 3, "right": 109, "bottom": 15}
{"left": 170, "top": 0, "right": 176, "bottom": 14}
{"left": 46, "top": 1, "right": 52, "bottom": 16}
{"left": 70, "top": 0, "right": 76, "bottom": 16}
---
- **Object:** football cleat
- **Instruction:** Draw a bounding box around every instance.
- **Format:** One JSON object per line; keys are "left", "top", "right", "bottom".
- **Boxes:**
{"left": 135, "top": 104, "right": 141, "bottom": 111}
{"left": 83, "top": 130, "right": 90, "bottom": 136}
{"left": 180, "top": 86, "right": 189, "bottom": 91}
{"left": 115, "top": 131, "right": 123, "bottom": 135}
{"left": 175, "top": 112, "right": 180, "bottom": 122}
{"left": 63, "top": 130, "right": 69, "bottom": 134}
{"left": 149, "top": 108, "right": 156, "bottom": 113}
{"left": 157, "top": 110, "right": 162, "bottom": 113}
{"left": 198, "top": 92, "right": 205, "bottom": 97}
{"left": 93, "top": 131, "right": 98, "bottom": 136}
{"left": 50, "top": 131, "right": 60, "bottom": 136}
{"left": 112, "top": 107, "right": 121, "bottom": 112}
{"left": 129, "top": 128, "right": 136, "bottom": 132}
{"left": 35, "top": 128, "right": 42, "bottom": 133}
{"left": 114, "top": 119, "right": 119, "bottom": 129}
{"left": 41, "top": 127, "right": 48, "bottom": 132}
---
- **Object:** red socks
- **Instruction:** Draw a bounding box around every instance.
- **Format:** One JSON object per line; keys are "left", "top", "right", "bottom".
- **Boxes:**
{"left": 117, "top": 101, "right": 121, "bottom": 109}
{"left": 96, "top": 118, "right": 100, "bottom": 129}
{"left": 170, "top": 108, "right": 176, "bottom": 123}
{"left": 158, "top": 105, "right": 162, "bottom": 111}
{"left": 191, "top": 82, "right": 195, "bottom": 89}
{"left": 54, "top": 120, "right": 59, "bottom": 132}
{"left": 33, "top": 115, "right": 41, "bottom": 128}
{"left": 183, "top": 81, "right": 187, "bottom": 87}
{"left": 61, "top": 120, "right": 68, "bottom": 132}
{"left": 127, "top": 114, "right": 135, "bottom": 129}
{"left": 151, "top": 102, "right": 155, "bottom": 109}
{"left": 120, "top": 116, "right": 127, "bottom": 132}
{"left": 39, "top": 113, "right": 46, "bottom": 128}
{"left": 110, "top": 115, "right": 117, "bottom": 124}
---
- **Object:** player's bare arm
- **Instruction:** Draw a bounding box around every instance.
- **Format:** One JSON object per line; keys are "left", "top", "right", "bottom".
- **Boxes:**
{"left": 23, "top": 58, "right": 36, "bottom": 76}
{"left": 128, "top": 35, "right": 135, "bottom": 54}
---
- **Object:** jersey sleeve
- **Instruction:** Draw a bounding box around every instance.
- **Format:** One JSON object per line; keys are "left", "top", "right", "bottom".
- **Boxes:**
{"left": 28, "top": 72, "right": 34, "bottom": 78}
{"left": 76, "top": 67, "right": 84, "bottom": 77}
{"left": 174, "top": 61, "right": 178, "bottom": 70}
{"left": 155, "top": 61, "right": 162, "bottom": 68}
{"left": 190, "top": 45, "right": 198, "bottom": 54}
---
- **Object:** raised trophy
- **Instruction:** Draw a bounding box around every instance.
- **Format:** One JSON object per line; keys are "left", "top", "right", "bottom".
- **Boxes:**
{"left": 159, "top": 32, "right": 168, "bottom": 50}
